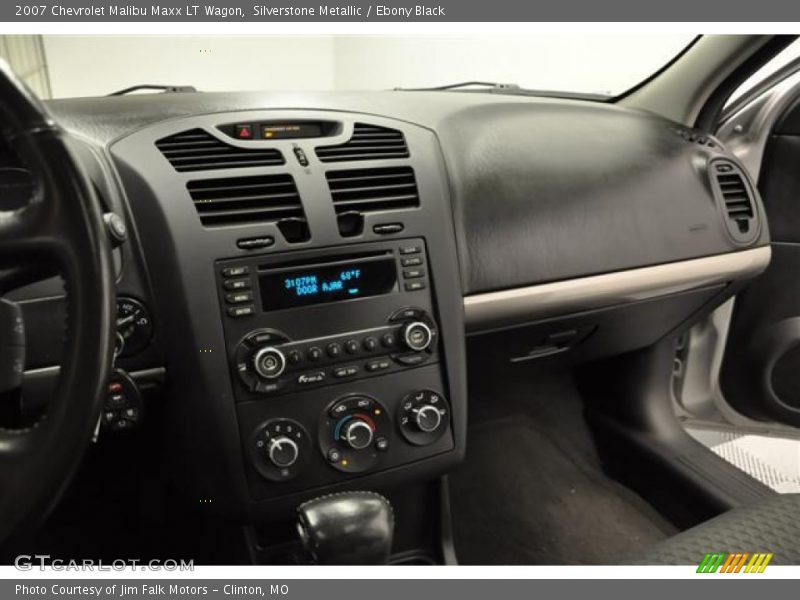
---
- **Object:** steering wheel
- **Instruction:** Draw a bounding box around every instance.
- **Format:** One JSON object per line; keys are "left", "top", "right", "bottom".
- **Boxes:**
{"left": 0, "top": 63, "right": 115, "bottom": 543}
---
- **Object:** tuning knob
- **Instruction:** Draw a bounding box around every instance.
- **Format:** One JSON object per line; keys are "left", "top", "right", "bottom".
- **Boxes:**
{"left": 413, "top": 404, "right": 442, "bottom": 433}
{"left": 343, "top": 419, "right": 374, "bottom": 450}
{"left": 268, "top": 436, "right": 299, "bottom": 468}
{"left": 402, "top": 321, "right": 433, "bottom": 352}
{"left": 253, "top": 347, "right": 286, "bottom": 379}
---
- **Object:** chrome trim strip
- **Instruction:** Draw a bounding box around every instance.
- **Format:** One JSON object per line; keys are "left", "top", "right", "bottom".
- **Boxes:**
{"left": 463, "top": 247, "right": 772, "bottom": 334}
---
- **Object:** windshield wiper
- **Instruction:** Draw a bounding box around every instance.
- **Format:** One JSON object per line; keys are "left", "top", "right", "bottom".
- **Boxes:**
{"left": 394, "top": 81, "right": 520, "bottom": 91}
{"left": 108, "top": 84, "right": 198, "bottom": 96}
{"left": 394, "top": 81, "right": 611, "bottom": 102}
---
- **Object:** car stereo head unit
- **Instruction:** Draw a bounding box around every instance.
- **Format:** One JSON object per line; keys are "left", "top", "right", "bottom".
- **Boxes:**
{"left": 214, "top": 238, "right": 437, "bottom": 398}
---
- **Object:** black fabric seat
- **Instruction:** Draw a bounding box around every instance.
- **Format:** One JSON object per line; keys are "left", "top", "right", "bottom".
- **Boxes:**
{"left": 635, "top": 494, "right": 800, "bottom": 565}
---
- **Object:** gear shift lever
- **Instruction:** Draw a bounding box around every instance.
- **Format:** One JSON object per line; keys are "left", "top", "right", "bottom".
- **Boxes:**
{"left": 296, "top": 491, "right": 394, "bottom": 565}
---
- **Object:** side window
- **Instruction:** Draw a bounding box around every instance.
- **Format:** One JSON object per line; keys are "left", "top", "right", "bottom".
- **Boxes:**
{"left": 726, "top": 38, "right": 800, "bottom": 107}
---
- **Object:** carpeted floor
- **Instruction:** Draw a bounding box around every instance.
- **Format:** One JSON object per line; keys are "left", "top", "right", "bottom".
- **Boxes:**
{"left": 449, "top": 357, "right": 676, "bottom": 565}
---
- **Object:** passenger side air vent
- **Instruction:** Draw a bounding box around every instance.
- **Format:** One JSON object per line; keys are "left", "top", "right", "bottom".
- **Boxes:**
{"left": 315, "top": 124, "right": 410, "bottom": 163}
{"left": 155, "top": 129, "right": 285, "bottom": 172}
{"left": 710, "top": 160, "right": 759, "bottom": 244}
{"left": 326, "top": 167, "right": 420, "bottom": 237}
{"left": 186, "top": 174, "right": 309, "bottom": 242}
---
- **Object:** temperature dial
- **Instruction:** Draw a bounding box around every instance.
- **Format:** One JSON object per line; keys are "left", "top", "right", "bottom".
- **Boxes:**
{"left": 319, "top": 395, "right": 391, "bottom": 474}
{"left": 398, "top": 389, "right": 450, "bottom": 446}
{"left": 249, "top": 418, "right": 310, "bottom": 482}
{"left": 343, "top": 418, "right": 375, "bottom": 450}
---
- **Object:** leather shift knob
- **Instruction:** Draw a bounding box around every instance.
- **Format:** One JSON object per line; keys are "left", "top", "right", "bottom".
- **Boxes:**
{"left": 296, "top": 491, "right": 394, "bottom": 565}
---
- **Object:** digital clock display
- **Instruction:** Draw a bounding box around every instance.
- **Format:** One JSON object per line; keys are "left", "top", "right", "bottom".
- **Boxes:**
{"left": 259, "top": 258, "right": 398, "bottom": 310}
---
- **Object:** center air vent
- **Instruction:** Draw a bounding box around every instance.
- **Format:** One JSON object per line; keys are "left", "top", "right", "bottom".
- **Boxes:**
{"left": 156, "top": 129, "right": 285, "bottom": 172}
{"left": 326, "top": 167, "right": 420, "bottom": 237}
{"left": 315, "top": 124, "right": 410, "bottom": 163}
{"left": 710, "top": 160, "right": 759, "bottom": 244}
{"left": 187, "top": 174, "right": 309, "bottom": 242}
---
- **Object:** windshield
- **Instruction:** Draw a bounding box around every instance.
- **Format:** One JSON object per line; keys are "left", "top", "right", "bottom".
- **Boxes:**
{"left": 0, "top": 34, "right": 697, "bottom": 100}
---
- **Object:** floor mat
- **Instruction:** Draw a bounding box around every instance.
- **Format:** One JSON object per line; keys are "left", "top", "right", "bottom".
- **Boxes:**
{"left": 449, "top": 416, "right": 676, "bottom": 565}
{"left": 686, "top": 426, "right": 800, "bottom": 494}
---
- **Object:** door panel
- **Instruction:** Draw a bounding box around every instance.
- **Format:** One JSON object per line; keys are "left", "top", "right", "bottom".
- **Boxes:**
{"left": 721, "top": 105, "right": 800, "bottom": 424}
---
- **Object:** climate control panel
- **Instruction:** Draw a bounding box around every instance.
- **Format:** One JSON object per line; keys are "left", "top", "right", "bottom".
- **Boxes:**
{"left": 232, "top": 307, "right": 439, "bottom": 398}
{"left": 246, "top": 386, "right": 452, "bottom": 490}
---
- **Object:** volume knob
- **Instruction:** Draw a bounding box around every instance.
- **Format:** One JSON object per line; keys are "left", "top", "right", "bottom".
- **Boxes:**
{"left": 253, "top": 347, "right": 286, "bottom": 379}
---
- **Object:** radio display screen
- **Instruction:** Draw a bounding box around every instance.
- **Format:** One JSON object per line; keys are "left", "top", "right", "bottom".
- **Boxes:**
{"left": 259, "top": 258, "right": 398, "bottom": 311}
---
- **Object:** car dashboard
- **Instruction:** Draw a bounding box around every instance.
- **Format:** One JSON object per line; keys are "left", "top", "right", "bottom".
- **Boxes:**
{"left": 9, "top": 90, "right": 771, "bottom": 524}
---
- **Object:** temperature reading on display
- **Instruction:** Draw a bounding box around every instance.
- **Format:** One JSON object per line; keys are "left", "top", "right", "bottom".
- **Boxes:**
{"left": 261, "top": 259, "right": 398, "bottom": 310}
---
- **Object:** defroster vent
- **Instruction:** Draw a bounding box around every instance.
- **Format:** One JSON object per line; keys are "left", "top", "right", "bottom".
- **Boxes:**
{"left": 315, "top": 123, "right": 410, "bottom": 163}
{"left": 156, "top": 129, "right": 285, "bottom": 172}
{"left": 187, "top": 174, "right": 309, "bottom": 242}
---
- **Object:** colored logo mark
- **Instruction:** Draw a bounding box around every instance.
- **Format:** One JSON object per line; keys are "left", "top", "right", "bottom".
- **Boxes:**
{"left": 697, "top": 552, "right": 773, "bottom": 573}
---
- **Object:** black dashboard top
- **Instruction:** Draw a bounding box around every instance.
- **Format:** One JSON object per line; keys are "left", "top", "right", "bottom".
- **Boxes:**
{"left": 46, "top": 90, "right": 768, "bottom": 296}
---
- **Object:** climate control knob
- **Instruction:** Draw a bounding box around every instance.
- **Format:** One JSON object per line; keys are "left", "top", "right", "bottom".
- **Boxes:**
{"left": 402, "top": 321, "right": 433, "bottom": 352}
{"left": 268, "top": 436, "right": 299, "bottom": 468}
{"left": 253, "top": 347, "right": 286, "bottom": 379}
{"left": 343, "top": 419, "right": 374, "bottom": 450}
{"left": 413, "top": 404, "right": 442, "bottom": 433}
{"left": 398, "top": 389, "right": 450, "bottom": 446}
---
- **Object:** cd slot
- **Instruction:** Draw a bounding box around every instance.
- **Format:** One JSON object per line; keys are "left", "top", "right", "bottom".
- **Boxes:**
{"left": 256, "top": 250, "right": 393, "bottom": 275}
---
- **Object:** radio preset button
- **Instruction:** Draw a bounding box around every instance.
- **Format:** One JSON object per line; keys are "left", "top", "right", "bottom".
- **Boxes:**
{"left": 287, "top": 350, "right": 303, "bottom": 365}
{"left": 381, "top": 332, "right": 396, "bottom": 348}
{"left": 307, "top": 346, "right": 323, "bottom": 361}
{"left": 326, "top": 342, "right": 343, "bottom": 358}
{"left": 399, "top": 245, "right": 422, "bottom": 255}
{"left": 362, "top": 336, "right": 378, "bottom": 352}
{"left": 345, "top": 339, "right": 360, "bottom": 354}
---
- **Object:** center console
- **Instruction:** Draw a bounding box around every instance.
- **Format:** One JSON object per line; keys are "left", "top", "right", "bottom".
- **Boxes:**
{"left": 110, "top": 108, "right": 466, "bottom": 519}
{"left": 217, "top": 238, "right": 454, "bottom": 498}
